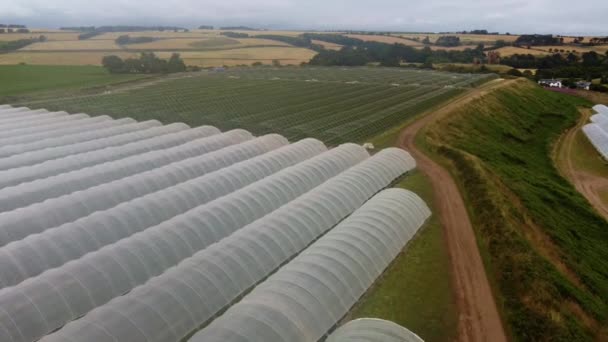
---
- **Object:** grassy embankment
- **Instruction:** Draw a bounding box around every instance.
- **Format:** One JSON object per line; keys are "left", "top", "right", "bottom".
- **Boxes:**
{"left": 421, "top": 79, "right": 607, "bottom": 340}
{"left": 0, "top": 64, "right": 146, "bottom": 102}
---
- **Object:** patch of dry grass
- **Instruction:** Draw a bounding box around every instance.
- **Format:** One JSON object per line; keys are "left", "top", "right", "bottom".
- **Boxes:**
{"left": 0, "top": 32, "right": 81, "bottom": 41}
{"left": 156, "top": 46, "right": 316, "bottom": 66}
{"left": 311, "top": 40, "right": 342, "bottom": 50}
{"left": 345, "top": 34, "right": 423, "bottom": 46}
{"left": 20, "top": 40, "right": 121, "bottom": 51}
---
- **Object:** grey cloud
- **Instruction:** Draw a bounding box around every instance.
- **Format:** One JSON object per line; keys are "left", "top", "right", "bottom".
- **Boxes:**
{"left": 1, "top": 0, "right": 606, "bottom": 35}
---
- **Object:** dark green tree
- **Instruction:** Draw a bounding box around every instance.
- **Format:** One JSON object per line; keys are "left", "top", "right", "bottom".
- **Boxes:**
{"left": 101, "top": 55, "right": 125, "bottom": 73}
{"left": 167, "top": 53, "right": 186, "bottom": 73}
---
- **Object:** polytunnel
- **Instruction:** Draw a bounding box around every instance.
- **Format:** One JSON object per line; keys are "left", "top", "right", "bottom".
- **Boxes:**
{"left": 0, "top": 113, "right": 92, "bottom": 139}
{"left": 40, "top": 148, "right": 416, "bottom": 342}
{"left": 0, "top": 124, "right": 214, "bottom": 189}
{"left": 0, "top": 109, "right": 59, "bottom": 125}
{"left": 593, "top": 104, "right": 608, "bottom": 115}
{"left": 0, "top": 130, "right": 256, "bottom": 212}
{"left": 0, "top": 119, "right": 160, "bottom": 162}
{"left": 0, "top": 115, "right": 117, "bottom": 147}
{"left": 326, "top": 318, "right": 423, "bottom": 342}
{"left": 189, "top": 188, "right": 431, "bottom": 342}
{"left": 0, "top": 143, "right": 369, "bottom": 342}
{"left": 582, "top": 123, "right": 608, "bottom": 160}
{"left": 0, "top": 130, "right": 256, "bottom": 244}
{"left": 590, "top": 113, "right": 608, "bottom": 124}
{"left": 0, "top": 134, "right": 296, "bottom": 287}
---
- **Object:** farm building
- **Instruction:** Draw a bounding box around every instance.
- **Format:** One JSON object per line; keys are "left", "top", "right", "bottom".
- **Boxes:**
{"left": 576, "top": 81, "right": 591, "bottom": 90}
{"left": 538, "top": 79, "right": 562, "bottom": 88}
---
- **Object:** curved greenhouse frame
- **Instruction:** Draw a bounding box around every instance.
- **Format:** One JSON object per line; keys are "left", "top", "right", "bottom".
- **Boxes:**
{"left": 0, "top": 130, "right": 255, "bottom": 212}
{"left": 0, "top": 143, "right": 369, "bottom": 342}
{"left": 0, "top": 130, "right": 258, "bottom": 244}
{"left": 0, "top": 124, "right": 208, "bottom": 189}
{"left": 582, "top": 123, "right": 608, "bottom": 160}
{"left": 190, "top": 188, "right": 430, "bottom": 342}
{"left": 326, "top": 318, "right": 423, "bottom": 342}
{"left": 0, "top": 113, "right": 92, "bottom": 139}
{"left": 0, "top": 119, "right": 160, "bottom": 162}
{"left": 0, "top": 134, "right": 296, "bottom": 287}
{"left": 0, "top": 115, "right": 118, "bottom": 147}
{"left": 41, "top": 149, "right": 415, "bottom": 342}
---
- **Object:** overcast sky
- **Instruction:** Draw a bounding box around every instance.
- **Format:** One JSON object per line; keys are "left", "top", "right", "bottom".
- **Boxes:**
{"left": 2, "top": 0, "right": 606, "bottom": 35}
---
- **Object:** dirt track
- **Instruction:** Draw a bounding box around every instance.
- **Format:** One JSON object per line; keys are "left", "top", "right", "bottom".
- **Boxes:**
{"left": 398, "top": 80, "right": 510, "bottom": 342}
{"left": 556, "top": 110, "right": 608, "bottom": 221}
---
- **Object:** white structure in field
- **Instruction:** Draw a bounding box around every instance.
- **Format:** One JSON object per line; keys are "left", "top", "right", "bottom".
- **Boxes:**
{"left": 0, "top": 105, "right": 428, "bottom": 342}
{"left": 538, "top": 79, "right": 562, "bottom": 88}
{"left": 327, "top": 318, "right": 424, "bottom": 342}
{"left": 582, "top": 105, "right": 608, "bottom": 160}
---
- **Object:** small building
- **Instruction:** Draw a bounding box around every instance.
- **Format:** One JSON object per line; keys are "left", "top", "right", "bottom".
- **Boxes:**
{"left": 575, "top": 81, "right": 591, "bottom": 90}
{"left": 538, "top": 79, "right": 562, "bottom": 88}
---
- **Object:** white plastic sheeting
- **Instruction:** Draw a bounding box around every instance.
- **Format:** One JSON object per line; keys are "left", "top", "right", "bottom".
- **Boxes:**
{"left": 0, "top": 130, "right": 253, "bottom": 212}
{"left": 190, "top": 188, "right": 431, "bottom": 342}
{"left": 590, "top": 113, "right": 608, "bottom": 125}
{"left": 0, "top": 124, "right": 207, "bottom": 189}
{"left": 593, "top": 104, "right": 608, "bottom": 115}
{"left": 0, "top": 119, "right": 159, "bottom": 162}
{"left": 42, "top": 149, "right": 415, "bottom": 342}
{"left": 0, "top": 109, "right": 58, "bottom": 125}
{"left": 0, "top": 134, "right": 292, "bottom": 286}
{"left": 0, "top": 143, "right": 367, "bottom": 342}
{"left": 0, "top": 130, "right": 258, "bottom": 246}
{"left": 326, "top": 319, "right": 424, "bottom": 342}
{"left": 0, "top": 115, "right": 117, "bottom": 147}
{"left": 582, "top": 123, "right": 608, "bottom": 160}
{"left": 0, "top": 113, "right": 92, "bottom": 139}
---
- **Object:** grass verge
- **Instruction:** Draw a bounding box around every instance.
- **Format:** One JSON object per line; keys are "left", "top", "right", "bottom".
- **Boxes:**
{"left": 424, "top": 79, "right": 607, "bottom": 341}
{"left": 348, "top": 170, "right": 458, "bottom": 342}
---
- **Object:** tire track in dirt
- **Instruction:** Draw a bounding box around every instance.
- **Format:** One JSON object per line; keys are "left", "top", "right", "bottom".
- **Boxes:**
{"left": 397, "top": 80, "right": 511, "bottom": 342}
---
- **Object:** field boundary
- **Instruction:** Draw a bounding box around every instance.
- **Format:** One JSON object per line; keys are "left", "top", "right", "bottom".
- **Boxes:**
{"left": 397, "top": 79, "right": 513, "bottom": 342}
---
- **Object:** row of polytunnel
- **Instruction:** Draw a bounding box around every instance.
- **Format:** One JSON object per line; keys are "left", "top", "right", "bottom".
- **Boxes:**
{"left": 584, "top": 104, "right": 608, "bottom": 160}
{"left": 0, "top": 104, "right": 429, "bottom": 342}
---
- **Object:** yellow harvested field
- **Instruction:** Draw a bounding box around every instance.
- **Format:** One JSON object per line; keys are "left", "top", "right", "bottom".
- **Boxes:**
{"left": 311, "top": 40, "right": 342, "bottom": 50}
{"left": 123, "top": 37, "right": 289, "bottom": 50}
{"left": 0, "top": 51, "right": 138, "bottom": 65}
{"left": 91, "top": 31, "right": 213, "bottom": 40}
{"left": 345, "top": 34, "right": 423, "bottom": 46}
{"left": 428, "top": 45, "right": 483, "bottom": 51}
{"left": 20, "top": 40, "right": 121, "bottom": 51}
{"left": 534, "top": 45, "right": 608, "bottom": 54}
{"left": 0, "top": 32, "right": 80, "bottom": 41}
{"left": 156, "top": 47, "right": 316, "bottom": 66}
{"left": 125, "top": 38, "right": 232, "bottom": 50}
{"left": 394, "top": 33, "right": 519, "bottom": 44}
{"left": 494, "top": 46, "right": 550, "bottom": 56}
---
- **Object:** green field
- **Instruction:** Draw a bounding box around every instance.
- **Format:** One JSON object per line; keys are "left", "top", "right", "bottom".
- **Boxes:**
{"left": 16, "top": 67, "right": 494, "bottom": 145}
{"left": 0, "top": 65, "right": 146, "bottom": 100}
{"left": 425, "top": 80, "right": 607, "bottom": 340}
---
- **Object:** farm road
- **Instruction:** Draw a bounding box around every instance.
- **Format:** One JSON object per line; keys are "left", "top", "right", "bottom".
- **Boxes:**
{"left": 398, "top": 80, "right": 512, "bottom": 342}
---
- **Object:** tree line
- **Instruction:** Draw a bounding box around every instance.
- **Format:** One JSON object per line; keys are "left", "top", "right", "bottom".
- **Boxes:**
{"left": 115, "top": 35, "right": 158, "bottom": 45}
{"left": 0, "top": 35, "right": 46, "bottom": 53}
{"left": 102, "top": 52, "right": 186, "bottom": 74}
{"left": 305, "top": 33, "right": 485, "bottom": 67}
